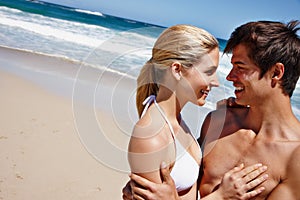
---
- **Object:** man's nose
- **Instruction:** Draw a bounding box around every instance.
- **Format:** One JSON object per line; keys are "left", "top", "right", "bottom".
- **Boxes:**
{"left": 226, "top": 69, "right": 236, "bottom": 81}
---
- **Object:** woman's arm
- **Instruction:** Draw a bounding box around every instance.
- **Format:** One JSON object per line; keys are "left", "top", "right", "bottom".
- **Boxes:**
{"left": 127, "top": 119, "right": 176, "bottom": 183}
{"left": 199, "top": 163, "right": 267, "bottom": 200}
{"left": 124, "top": 162, "right": 180, "bottom": 200}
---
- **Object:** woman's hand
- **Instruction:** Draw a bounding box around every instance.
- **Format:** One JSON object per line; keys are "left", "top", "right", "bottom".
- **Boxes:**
{"left": 215, "top": 163, "right": 268, "bottom": 200}
{"left": 122, "top": 162, "right": 268, "bottom": 200}
{"left": 217, "top": 97, "right": 249, "bottom": 109}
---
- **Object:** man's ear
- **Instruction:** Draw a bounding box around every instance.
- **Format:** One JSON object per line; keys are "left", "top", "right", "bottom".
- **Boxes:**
{"left": 272, "top": 62, "right": 284, "bottom": 80}
{"left": 171, "top": 62, "right": 182, "bottom": 81}
{"left": 271, "top": 62, "right": 284, "bottom": 87}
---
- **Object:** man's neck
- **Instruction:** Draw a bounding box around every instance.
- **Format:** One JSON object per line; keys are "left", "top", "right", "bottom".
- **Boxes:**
{"left": 246, "top": 95, "right": 297, "bottom": 139}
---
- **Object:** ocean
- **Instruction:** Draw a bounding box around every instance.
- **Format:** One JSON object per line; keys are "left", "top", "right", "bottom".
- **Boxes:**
{"left": 0, "top": 0, "right": 299, "bottom": 120}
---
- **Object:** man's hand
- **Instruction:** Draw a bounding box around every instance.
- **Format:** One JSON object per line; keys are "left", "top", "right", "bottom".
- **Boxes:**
{"left": 122, "top": 162, "right": 179, "bottom": 200}
{"left": 122, "top": 181, "right": 132, "bottom": 200}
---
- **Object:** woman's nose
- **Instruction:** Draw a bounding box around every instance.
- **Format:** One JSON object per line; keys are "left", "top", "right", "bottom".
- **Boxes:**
{"left": 211, "top": 74, "right": 219, "bottom": 87}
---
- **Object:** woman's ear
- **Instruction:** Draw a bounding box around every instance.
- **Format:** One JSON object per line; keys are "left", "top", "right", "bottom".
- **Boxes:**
{"left": 171, "top": 62, "right": 182, "bottom": 81}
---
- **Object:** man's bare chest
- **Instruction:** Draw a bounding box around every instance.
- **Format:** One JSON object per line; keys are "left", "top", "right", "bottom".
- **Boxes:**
{"left": 201, "top": 131, "right": 299, "bottom": 199}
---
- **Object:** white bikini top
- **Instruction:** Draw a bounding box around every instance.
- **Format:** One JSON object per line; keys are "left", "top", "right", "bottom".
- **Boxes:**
{"left": 142, "top": 95, "right": 201, "bottom": 192}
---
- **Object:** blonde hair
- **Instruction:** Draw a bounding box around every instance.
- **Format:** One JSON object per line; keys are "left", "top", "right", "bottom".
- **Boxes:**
{"left": 136, "top": 24, "right": 219, "bottom": 117}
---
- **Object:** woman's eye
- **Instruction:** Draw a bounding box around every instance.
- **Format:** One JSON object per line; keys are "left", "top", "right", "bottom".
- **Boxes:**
{"left": 205, "top": 70, "right": 215, "bottom": 75}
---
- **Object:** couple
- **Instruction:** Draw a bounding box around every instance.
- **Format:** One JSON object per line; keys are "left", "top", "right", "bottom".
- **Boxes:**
{"left": 124, "top": 20, "right": 300, "bottom": 199}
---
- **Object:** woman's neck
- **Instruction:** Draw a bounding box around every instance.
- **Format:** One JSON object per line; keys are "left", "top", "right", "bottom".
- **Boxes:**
{"left": 156, "top": 87, "right": 183, "bottom": 123}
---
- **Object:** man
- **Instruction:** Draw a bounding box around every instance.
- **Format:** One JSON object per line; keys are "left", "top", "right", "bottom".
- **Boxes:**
{"left": 123, "top": 20, "right": 300, "bottom": 199}
{"left": 198, "top": 20, "right": 300, "bottom": 199}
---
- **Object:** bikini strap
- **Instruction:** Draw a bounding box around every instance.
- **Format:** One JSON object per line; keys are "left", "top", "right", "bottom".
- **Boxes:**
{"left": 141, "top": 95, "right": 156, "bottom": 117}
{"left": 142, "top": 95, "right": 176, "bottom": 139}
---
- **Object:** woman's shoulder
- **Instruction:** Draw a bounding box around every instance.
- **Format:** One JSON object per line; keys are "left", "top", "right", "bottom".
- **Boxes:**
{"left": 128, "top": 109, "right": 176, "bottom": 174}
{"left": 129, "top": 107, "right": 171, "bottom": 153}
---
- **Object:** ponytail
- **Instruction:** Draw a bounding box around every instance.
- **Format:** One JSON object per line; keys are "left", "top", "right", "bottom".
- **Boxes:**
{"left": 136, "top": 60, "right": 159, "bottom": 117}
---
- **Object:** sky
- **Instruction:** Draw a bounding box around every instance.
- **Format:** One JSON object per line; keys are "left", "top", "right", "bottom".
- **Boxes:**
{"left": 42, "top": 0, "right": 300, "bottom": 40}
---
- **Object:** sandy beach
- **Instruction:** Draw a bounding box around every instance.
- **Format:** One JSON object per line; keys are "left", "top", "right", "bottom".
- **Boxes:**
{"left": 0, "top": 46, "right": 132, "bottom": 199}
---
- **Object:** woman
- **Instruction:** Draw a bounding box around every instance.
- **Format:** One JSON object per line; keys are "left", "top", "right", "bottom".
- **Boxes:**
{"left": 126, "top": 24, "right": 267, "bottom": 200}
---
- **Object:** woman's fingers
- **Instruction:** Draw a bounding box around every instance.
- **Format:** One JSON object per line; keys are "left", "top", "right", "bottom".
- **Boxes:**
{"left": 216, "top": 97, "right": 249, "bottom": 109}
{"left": 234, "top": 163, "right": 267, "bottom": 180}
{"left": 224, "top": 163, "right": 245, "bottom": 177}
{"left": 241, "top": 165, "right": 268, "bottom": 199}
{"left": 244, "top": 174, "right": 268, "bottom": 191}
{"left": 242, "top": 165, "right": 268, "bottom": 184}
{"left": 243, "top": 186, "right": 266, "bottom": 199}
{"left": 213, "top": 163, "right": 269, "bottom": 200}
{"left": 233, "top": 163, "right": 268, "bottom": 199}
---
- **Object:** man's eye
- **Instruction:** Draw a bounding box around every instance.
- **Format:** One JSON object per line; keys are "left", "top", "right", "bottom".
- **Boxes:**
{"left": 237, "top": 66, "right": 245, "bottom": 71}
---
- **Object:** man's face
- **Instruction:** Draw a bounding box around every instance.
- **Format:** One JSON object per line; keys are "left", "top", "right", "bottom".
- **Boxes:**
{"left": 226, "top": 44, "right": 270, "bottom": 106}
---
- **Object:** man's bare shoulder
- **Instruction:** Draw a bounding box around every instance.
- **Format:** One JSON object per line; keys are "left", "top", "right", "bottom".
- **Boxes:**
{"left": 211, "top": 97, "right": 249, "bottom": 126}
{"left": 285, "top": 145, "right": 300, "bottom": 196}
{"left": 288, "top": 144, "right": 300, "bottom": 168}
{"left": 199, "top": 106, "right": 249, "bottom": 144}
{"left": 266, "top": 145, "right": 300, "bottom": 199}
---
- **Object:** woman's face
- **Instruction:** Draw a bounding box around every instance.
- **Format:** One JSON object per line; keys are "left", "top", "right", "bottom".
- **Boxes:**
{"left": 180, "top": 47, "right": 220, "bottom": 106}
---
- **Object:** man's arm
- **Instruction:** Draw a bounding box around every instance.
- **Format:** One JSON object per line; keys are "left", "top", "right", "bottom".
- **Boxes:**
{"left": 266, "top": 146, "right": 300, "bottom": 199}
{"left": 128, "top": 162, "right": 180, "bottom": 200}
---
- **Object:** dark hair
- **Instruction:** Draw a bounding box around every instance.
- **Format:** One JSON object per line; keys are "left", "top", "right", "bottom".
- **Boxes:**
{"left": 224, "top": 20, "right": 300, "bottom": 97}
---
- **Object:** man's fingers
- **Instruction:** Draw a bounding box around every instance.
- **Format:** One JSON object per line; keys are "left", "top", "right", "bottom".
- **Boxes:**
{"left": 122, "top": 189, "right": 132, "bottom": 200}
{"left": 132, "top": 192, "right": 146, "bottom": 200}
{"left": 122, "top": 192, "right": 133, "bottom": 200}
{"left": 122, "top": 181, "right": 132, "bottom": 200}
{"left": 160, "top": 162, "right": 172, "bottom": 184}
{"left": 130, "top": 173, "right": 153, "bottom": 190}
{"left": 131, "top": 184, "right": 149, "bottom": 200}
